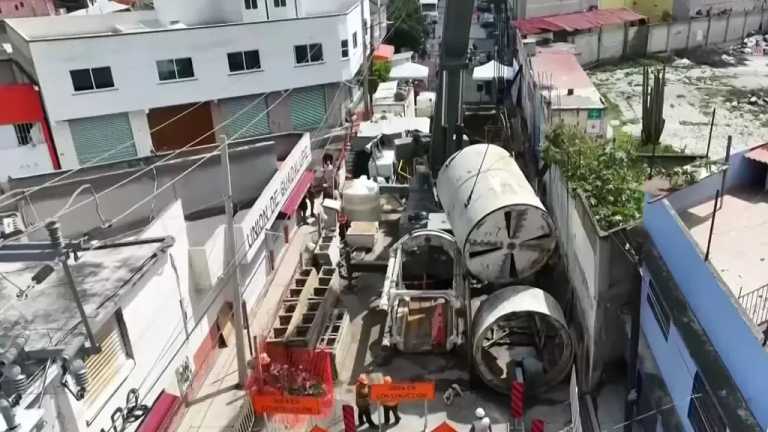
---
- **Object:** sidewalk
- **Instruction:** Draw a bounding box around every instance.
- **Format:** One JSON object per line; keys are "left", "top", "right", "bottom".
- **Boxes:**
{"left": 177, "top": 224, "right": 315, "bottom": 432}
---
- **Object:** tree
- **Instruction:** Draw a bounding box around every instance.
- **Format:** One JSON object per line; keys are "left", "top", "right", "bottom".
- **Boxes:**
{"left": 543, "top": 124, "right": 645, "bottom": 231}
{"left": 368, "top": 61, "right": 391, "bottom": 95}
{"left": 386, "top": 0, "right": 426, "bottom": 53}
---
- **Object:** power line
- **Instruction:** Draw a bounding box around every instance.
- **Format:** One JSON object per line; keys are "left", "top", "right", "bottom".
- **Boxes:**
{"left": 0, "top": 5, "right": 408, "bottom": 214}
{"left": 0, "top": 100, "right": 210, "bottom": 210}
{"left": 0, "top": 87, "right": 282, "bottom": 247}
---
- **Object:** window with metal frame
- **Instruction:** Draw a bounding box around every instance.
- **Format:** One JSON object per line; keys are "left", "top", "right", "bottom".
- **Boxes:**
{"left": 70, "top": 67, "right": 115, "bottom": 92}
{"left": 341, "top": 40, "right": 349, "bottom": 59}
{"left": 687, "top": 372, "right": 727, "bottom": 432}
{"left": 646, "top": 276, "right": 671, "bottom": 339}
{"left": 294, "top": 43, "right": 324, "bottom": 65}
{"left": 352, "top": 31, "right": 358, "bottom": 49}
{"left": 13, "top": 123, "right": 34, "bottom": 146}
{"left": 273, "top": 0, "right": 286, "bottom": 6}
{"left": 244, "top": 0, "right": 257, "bottom": 9}
{"left": 227, "top": 50, "right": 262, "bottom": 73}
{"left": 84, "top": 310, "right": 133, "bottom": 411}
{"left": 156, "top": 57, "right": 195, "bottom": 82}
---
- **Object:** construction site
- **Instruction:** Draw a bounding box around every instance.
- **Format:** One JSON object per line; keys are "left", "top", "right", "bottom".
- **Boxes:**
{"left": 1, "top": 0, "right": 767, "bottom": 431}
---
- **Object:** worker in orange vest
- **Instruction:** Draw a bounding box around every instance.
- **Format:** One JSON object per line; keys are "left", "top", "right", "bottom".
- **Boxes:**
{"left": 355, "top": 374, "right": 377, "bottom": 429}
{"left": 382, "top": 376, "right": 401, "bottom": 425}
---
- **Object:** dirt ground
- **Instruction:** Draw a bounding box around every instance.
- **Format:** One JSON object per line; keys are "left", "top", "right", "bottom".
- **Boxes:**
{"left": 589, "top": 51, "right": 768, "bottom": 158}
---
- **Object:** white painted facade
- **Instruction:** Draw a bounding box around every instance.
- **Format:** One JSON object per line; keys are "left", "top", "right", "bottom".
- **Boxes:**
{"left": 0, "top": 132, "right": 55, "bottom": 179}
{"left": 19, "top": 134, "right": 312, "bottom": 432}
{"left": 4, "top": 0, "right": 367, "bottom": 169}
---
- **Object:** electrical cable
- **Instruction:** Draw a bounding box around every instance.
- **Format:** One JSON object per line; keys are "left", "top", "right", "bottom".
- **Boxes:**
{"left": 0, "top": 89, "right": 276, "bottom": 247}
{"left": 22, "top": 13, "right": 415, "bottom": 409}
{"left": 0, "top": 2, "right": 412, "bottom": 216}
{"left": 0, "top": 100, "right": 209, "bottom": 210}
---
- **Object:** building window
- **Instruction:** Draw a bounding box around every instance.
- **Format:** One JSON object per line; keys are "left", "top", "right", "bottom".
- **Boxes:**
{"left": 228, "top": 50, "right": 262, "bottom": 73}
{"left": 687, "top": 372, "right": 727, "bottom": 432}
{"left": 13, "top": 123, "right": 34, "bottom": 146}
{"left": 294, "top": 43, "right": 324, "bottom": 65}
{"left": 273, "top": 0, "right": 286, "bottom": 6}
{"left": 156, "top": 57, "right": 195, "bottom": 82}
{"left": 352, "top": 31, "right": 358, "bottom": 49}
{"left": 244, "top": 0, "right": 257, "bottom": 9}
{"left": 341, "top": 39, "right": 349, "bottom": 59}
{"left": 70, "top": 67, "right": 115, "bottom": 92}
{"left": 646, "top": 277, "right": 671, "bottom": 339}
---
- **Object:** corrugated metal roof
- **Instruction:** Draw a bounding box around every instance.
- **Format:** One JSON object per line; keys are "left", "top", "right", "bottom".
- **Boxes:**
{"left": 514, "top": 8, "right": 645, "bottom": 35}
{"left": 745, "top": 143, "right": 768, "bottom": 164}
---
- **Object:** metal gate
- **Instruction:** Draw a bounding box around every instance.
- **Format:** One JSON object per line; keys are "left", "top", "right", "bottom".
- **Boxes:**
{"left": 219, "top": 94, "right": 271, "bottom": 140}
{"left": 290, "top": 86, "right": 326, "bottom": 131}
{"left": 69, "top": 113, "right": 137, "bottom": 165}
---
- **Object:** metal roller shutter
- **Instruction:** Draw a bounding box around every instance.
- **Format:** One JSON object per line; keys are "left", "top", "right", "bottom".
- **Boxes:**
{"left": 218, "top": 95, "right": 271, "bottom": 140}
{"left": 290, "top": 86, "right": 327, "bottom": 131}
{"left": 84, "top": 316, "right": 130, "bottom": 410}
{"left": 70, "top": 113, "right": 137, "bottom": 165}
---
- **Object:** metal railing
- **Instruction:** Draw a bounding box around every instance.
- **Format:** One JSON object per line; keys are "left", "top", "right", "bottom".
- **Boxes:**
{"left": 234, "top": 399, "right": 258, "bottom": 432}
{"left": 738, "top": 282, "right": 768, "bottom": 328}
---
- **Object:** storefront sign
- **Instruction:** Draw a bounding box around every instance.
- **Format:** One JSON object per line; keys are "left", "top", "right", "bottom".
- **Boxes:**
{"left": 251, "top": 394, "right": 322, "bottom": 415}
{"left": 237, "top": 135, "right": 312, "bottom": 262}
{"left": 370, "top": 382, "right": 435, "bottom": 401}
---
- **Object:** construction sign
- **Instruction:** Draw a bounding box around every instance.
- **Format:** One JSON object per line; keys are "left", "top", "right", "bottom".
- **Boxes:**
{"left": 431, "top": 421, "right": 458, "bottom": 432}
{"left": 250, "top": 394, "right": 322, "bottom": 415}
{"left": 370, "top": 382, "right": 436, "bottom": 402}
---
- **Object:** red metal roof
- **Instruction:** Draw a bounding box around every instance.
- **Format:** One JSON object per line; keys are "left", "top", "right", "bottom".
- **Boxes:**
{"left": 0, "top": 84, "right": 46, "bottom": 125}
{"left": 281, "top": 171, "right": 316, "bottom": 216}
{"left": 373, "top": 44, "right": 395, "bottom": 61}
{"left": 514, "top": 8, "right": 645, "bottom": 35}
{"left": 745, "top": 143, "right": 768, "bottom": 165}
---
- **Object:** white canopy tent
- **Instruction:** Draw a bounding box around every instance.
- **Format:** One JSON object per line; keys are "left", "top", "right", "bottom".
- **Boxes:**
{"left": 389, "top": 62, "right": 430, "bottom": 81}
{"left": 472, "top": 60, "right": 518, "bottom": 81}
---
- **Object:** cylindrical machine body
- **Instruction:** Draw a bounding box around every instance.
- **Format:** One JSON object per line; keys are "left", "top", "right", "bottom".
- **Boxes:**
{"left": 437, "top": 144, "right": 555, "bottom": 283}
{"left": 472, "top": 286, "right": 573, "bottom": 394}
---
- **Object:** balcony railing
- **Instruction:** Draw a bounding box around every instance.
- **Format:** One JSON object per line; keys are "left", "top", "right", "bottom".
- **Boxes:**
{"left": 738, "top": 283, "right": 768, "bottom": 329}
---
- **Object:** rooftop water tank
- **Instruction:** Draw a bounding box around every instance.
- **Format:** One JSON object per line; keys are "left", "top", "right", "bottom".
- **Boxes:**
{"left": 342, "top": 176, "right": 380, "bottom": 222}
{"left": 436, "top": 144, "right": 555, "bottom": 283}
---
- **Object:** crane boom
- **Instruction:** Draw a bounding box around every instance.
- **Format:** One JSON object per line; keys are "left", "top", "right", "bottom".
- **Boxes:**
{"left": 429, "top": 0, "right": 475, "bottom": 176}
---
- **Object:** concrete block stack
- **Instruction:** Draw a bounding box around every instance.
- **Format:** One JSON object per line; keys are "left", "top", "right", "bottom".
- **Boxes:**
{"left": 317, "top": 308, "right": 351, "bottom": 379}
{"left": 267, "top": 265, "right": 342, "bottom": 348}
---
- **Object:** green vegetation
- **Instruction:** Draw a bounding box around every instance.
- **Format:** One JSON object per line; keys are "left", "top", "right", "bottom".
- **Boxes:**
{"left": 543, "top": 124, "right": 645, "bottom": 231}
{"left": 386, "top": 0, "right": 427, "bottom": 54}
{"left": 368, "top": 61, "right": 392, "bottom": 94}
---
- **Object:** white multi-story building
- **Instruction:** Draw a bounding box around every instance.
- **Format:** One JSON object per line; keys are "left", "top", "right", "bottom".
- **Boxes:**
{"left": 4, "top": 0, "right": 371, "bottom": 170}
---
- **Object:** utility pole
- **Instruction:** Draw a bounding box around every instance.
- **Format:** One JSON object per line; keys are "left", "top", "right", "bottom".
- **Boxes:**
{"left": 221, "top": 136, "right": 248, "bottom": 389}
{"left": 361, "top": 0, "right": 372, "bottom": 118}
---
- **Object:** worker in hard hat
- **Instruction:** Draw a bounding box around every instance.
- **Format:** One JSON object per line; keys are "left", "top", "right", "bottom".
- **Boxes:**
{"left": 382, "top": 376, "right": 401, "bottom": 425}
{"left": 470, "top": 407, "right": 493, "bottom": 432}
{"left": 355, "top": 374, "right": 377, "bottom": 429}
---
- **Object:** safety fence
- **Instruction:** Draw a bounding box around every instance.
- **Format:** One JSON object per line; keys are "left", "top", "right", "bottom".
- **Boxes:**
{"left": 738, "top": 282, "right": 768, "bottom": 329}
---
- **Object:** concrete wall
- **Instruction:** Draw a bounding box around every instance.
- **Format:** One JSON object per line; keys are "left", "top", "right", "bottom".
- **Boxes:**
{"left": 569, "top": 8, "right": 767, "bottom": 65}
{"left": 544, "top": 164, "right": 639, "bottom": 391}
{"left": 644, "top": 193, "right": 768, "bottom": 427}
{"left": 7, "top": 134, "right": 299, "bottom": 241}
{"left": 599, "top": 26, "right": 625, "bottom": 60}
{"left": 522, "top": 0, "right": 597, "bottom": 18}
{"left": 14, "top": 4, "right": 365, "bottom": 123}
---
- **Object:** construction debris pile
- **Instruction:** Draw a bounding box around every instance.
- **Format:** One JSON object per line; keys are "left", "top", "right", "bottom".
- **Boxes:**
{"left": 728, "top": 32, "right": 768, "bottom": 57}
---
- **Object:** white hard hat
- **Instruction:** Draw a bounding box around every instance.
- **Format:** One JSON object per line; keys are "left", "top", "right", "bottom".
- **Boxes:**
{"left": 474, "top": 407, "right": 486, "bottom": 418}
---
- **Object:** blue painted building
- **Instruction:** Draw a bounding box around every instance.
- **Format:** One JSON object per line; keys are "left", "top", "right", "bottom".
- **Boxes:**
{"left": 635, "top": 143, "right": 768, "bottom": 431}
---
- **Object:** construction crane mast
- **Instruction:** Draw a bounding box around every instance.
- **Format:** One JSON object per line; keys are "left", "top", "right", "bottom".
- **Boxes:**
{"left": 429, "top": 0, "right": 476, "bottom": 177}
